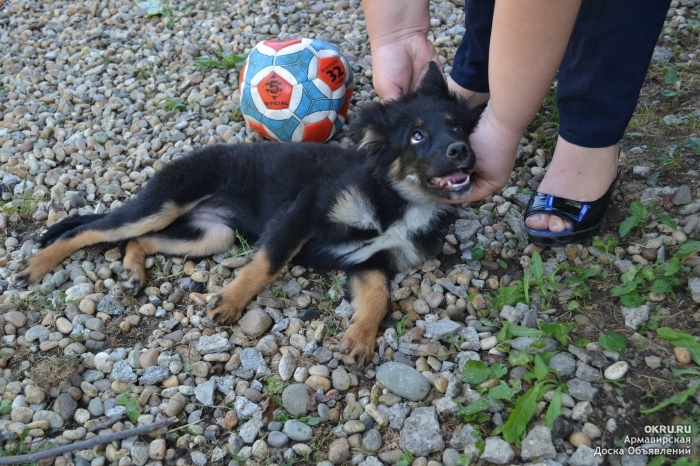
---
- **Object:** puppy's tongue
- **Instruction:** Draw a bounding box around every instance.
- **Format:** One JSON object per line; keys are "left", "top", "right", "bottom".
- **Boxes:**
{"left": 439, "top": 171, "right": 469, "bottom": 187}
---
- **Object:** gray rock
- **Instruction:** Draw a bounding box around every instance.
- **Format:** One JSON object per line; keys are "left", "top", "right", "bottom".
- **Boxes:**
{"left": 64, "top": 283, "right": 94, "bottom": 303}
{"left": 190, "top": 451, "right": 207, "bottom": 466}
{"left": 621, "top": 304, "right": 650, "bottom": 330}
{"left": 458, "top": 326, "right": 481, "bottom": 351}
{"left": 480, "top": 437, "right": 514, "bottom": 464}
{"left": 652, "top": 46, "right": 673, "bottom": 63}
{"left": 575, "top": 362, "right": 601, "bottom": 383}
{"left": 131, "top": 443, "right": 149, "bottom": 466}
{"left": 567, "top": 378, "right": 598, "bottom": 402}
{"left": 54, "top": 393, "right": 78, "bottom": 421}
{"left": 549, "top": 352, "right": 577, "bottom": 377}
{"left": 689, "top": 277, "right": 700, "bottom": 303}
{"left": 375, "top": 362, "right": 431, "bottom": 401}
{"left": 97, "top": 295, "right": 126, "bottom": 316}
{"left": 267, "top": 431, "right": 289, "bottom": 448}
{"left": 360, "top": 457, "right": 382, "bottom": 466}
{"left": 278, "top": 352, "right": 296, "bottom": 381}
{"left": 88, "top": 397, "right": 104, "bottom": 416}
{"left": 240, "top": 348, "right": 268, "bottom": 376}
{"left": 398, "top": 407, "right": 444, "bottom": 457}
{"left": 234, "top": 396, "right": 261, "bottom": 419}
{"left": 423, "top": 319, "right": 463, "bottom": 340}
{"left": 196, "top": 334, "right": 233, "bottom": 355}
{"left": 672, "top": 185, "right": 693, "bottom": 205}
{"left": 362, "top": 429, "right": 382, "bottom": 452}
{"left": 454, "top": 219, "right": 482, "bottom": 242}
{"left": 110, "top": 360, "right": 137, "bottom": 383}
{"left": 283, "top": 419, "right": 313, "bottom": 441}
{"left": 25, "top": 325, "right": 50, "bottom": 342}
{"left": 520, "top": 426, "right": 556, "bottom": 459}
{"left": 449, "top": 424, "right": 479, "bottom": 449}
{"left": 239, "top": 418, "right": 264, "bottom": 444}
{"left": 138, "top": 366, "right": 170, "bottom": 385}
{"left": 377, "top": 402, "right": 411, "bottom": 430}
{"left": 193, "top": 379, "right": 216, "bottom": 406}
{"left": 33, "top": 410, "right": 64, "bottom": 429}
{"left": 569, "top": 444, "right": 604, "bottom": 466}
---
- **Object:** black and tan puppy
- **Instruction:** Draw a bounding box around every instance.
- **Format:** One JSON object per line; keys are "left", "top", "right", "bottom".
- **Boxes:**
{"left": 14, "top": 62, "right": 481, "bottom": 365}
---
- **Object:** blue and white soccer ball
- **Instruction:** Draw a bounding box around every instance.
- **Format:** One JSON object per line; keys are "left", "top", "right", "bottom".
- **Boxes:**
{"left": 239, "top": 38, "right": 354, "bottom": 142}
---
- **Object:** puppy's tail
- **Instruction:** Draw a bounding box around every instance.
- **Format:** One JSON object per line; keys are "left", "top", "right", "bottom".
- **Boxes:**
{"left": 39, "top": 214, "right": 105, "bottom": 247}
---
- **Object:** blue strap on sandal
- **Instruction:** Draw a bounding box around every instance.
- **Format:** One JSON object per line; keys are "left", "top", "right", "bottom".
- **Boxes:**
{"left": 525, "top": 170, "right": 621, "bottom": 246}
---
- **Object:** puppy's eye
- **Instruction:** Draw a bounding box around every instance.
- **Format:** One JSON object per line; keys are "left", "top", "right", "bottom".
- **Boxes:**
{"left": 453, "top": 124, "right": 463, "bottom": 133}
{"left": 410, "top": 131, "right": 424, "bottom": 144}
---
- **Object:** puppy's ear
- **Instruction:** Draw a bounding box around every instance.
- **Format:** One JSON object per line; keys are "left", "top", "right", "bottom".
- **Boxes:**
{"left": 348, "top": 101, "right": 393, "bottom": 152}
{"left": 417, "top": 61, "right": 450, "bottom": 99}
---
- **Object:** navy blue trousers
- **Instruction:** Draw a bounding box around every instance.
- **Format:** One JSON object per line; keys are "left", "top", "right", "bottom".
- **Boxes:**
{"left": 450, "top": 0, "right": 671, "bottom": 148}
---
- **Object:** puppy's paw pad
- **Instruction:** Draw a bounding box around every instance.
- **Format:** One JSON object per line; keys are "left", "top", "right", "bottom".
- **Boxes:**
{"left": 119, "top": 277, "right": 142, "bottom": 296}
{"left": 339, "top": 325, "right": 376, "bottom": 367}
{"left": 207, "top": 294, "right": 244, "bottom": 325}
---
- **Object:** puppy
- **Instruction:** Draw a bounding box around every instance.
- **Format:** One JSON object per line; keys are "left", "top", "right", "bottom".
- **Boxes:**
{"left": 14, "top": 62, "right": 481, "bottom": 366}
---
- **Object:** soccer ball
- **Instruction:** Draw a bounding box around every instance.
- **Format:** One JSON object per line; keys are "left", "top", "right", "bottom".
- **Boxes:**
{"left": 239, "top": 38, "right": 354, "bottom": 143}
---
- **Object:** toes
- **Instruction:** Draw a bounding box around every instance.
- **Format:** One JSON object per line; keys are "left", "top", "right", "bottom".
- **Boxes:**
{"left": 206, "top": 296, "right": 243, "bottom": 325}
{"left": 548, "top": 215, "right": 572, "bottom": 233}
{"left": 525, "top": 213, "right": 549, "bottom": 230}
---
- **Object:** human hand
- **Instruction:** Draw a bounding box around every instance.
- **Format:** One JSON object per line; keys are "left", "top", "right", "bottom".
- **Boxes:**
{"left": 439, "top": 103, "right": 522, "bottom": 204}
{"left": 370, "top": 33, "right": 438, "bottom": 100}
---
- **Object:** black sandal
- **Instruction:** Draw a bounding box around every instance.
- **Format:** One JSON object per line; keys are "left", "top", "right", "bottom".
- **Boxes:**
{"left": 524, "top": 170, "right": 621, "bottom": 247}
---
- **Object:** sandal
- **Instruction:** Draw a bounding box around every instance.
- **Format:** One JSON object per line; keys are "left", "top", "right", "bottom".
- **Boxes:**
{"left": 524, "top": 170, "right": 621, "bottom": 247}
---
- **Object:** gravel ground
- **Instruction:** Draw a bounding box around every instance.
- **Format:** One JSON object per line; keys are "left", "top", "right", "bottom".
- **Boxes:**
{"left": 0, "top": 1, "right": 699, "bottom": 466}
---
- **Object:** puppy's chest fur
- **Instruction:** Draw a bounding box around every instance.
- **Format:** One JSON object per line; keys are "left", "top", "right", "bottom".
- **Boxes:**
{"left": 324, "top": 185, "right": 448, "bottom": 271}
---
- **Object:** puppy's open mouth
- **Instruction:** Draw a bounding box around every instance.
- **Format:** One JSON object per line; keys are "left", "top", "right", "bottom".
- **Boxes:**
{"left": 427, "top": 168, "right": 472, "bottom": 192}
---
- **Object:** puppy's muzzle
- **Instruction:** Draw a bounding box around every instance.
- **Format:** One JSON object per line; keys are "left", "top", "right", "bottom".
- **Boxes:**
{"left": 446, "top": 142, "right": 471, "bottom": 161}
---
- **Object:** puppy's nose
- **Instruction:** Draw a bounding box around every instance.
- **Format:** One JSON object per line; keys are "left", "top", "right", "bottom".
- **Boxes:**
{"left": 446, "top": 142, "right": 469, "bottom": 160}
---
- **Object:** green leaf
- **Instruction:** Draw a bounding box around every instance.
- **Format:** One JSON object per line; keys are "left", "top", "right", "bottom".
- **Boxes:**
{"left": 618, "top": 292, "right": 645, "bottom": 308}
{"left": 619, "top": 216, "right": 639, "bottom": 238}
{"left": 471, "top": 243, "right": 485, "bottom": 260}
{"left": 664, "top": 67, "right": 678, "bottom": 85}
{"left": 462, "top": 360, "right": 490, "bottom": 385}
{"left": 630, "top": 201, "right": 647, "bottom": 219}
{"left": 533, "top": 354, "right": 549, "bottom": 381}
{"left": 0, "top": 399, "right": 11, "bottom": 416}
{"left": 509, "top": 351, "right": 533, "bottom": 367}
{"left": 544, "top": 387, "right": 562, "bottom": 427}
{"left": 539, "top": 322, "right": 575, "bottom": 345}
{"left": 650, "top": 278, "right": 674, "bottom": 294}
{"left": 489, "top": 380, "right": 521, "bottom": 400}
{"left": 676, "top": 241, "right": 700, "bottom": 257}
{"left": 305, "top": 417, "right": 322, "bottom": 426}
{"left": 658, "top": 213, "right": 677, "bottom": 230}
{"left": 611, "top": 281, "right": 639, "bottom": 297}
{"left": 647, "top": 456, "right": 666, "bottom": 466}
{"left": 661, "top": 89, "right": 677, "bottom": 97}
{"left": 531, "top": 252, "right": 544, "bottom": 282}
{"left": 455, "top": 396, "right": 491, "bottom": 420}
{"left": 657, "top": 327, "right": 700, "bottom": 366}
{"left": 598, "top": 331, "right": 627, "bottom": 353}
{"left": 489, "top": 363, "right": 509, "bottom": 379}
{"left": 502, "top": 381, "right": 551, "bottom": 443}
{"left": 683, "top": 137, "right": 700, "bottom": 155}
{"left": 641, "top": 379, "right": 700, "bottom": 414}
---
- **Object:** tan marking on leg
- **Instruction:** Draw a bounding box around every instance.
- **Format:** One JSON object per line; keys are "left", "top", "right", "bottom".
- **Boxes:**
{"left": 15, "top": 201, "right": 189, "bottom": 285}
{"left": 207, "top": 248, "right": 280, "bottom": 325}
{"left": 120, "top": 239, "right": 153, "bottom": 295}
{"left": 340, "top": 270, "right": 389, "bottom": 366}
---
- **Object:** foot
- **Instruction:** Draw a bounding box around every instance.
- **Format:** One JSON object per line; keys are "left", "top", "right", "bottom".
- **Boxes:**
{"left": 525, "top": 137, "right": 619, "bottom": 233}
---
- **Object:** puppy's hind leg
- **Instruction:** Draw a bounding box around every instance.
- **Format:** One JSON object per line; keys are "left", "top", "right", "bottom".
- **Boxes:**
{"left": 14, "top": 201, "right": 190, "bottom": 287}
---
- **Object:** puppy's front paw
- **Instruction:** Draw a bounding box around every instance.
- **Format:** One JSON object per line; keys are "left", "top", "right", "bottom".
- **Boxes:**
{"left": 13, "top": 258, "right": 44, "bottom": 288}
{"left": 339, "top": 322, "right": 377, "bottom": 367}
{"left": 119, "top": 268, "right": 145, "bottom": 296}
{"left": 207, "top": 292, "right": 246, "bottom": 325}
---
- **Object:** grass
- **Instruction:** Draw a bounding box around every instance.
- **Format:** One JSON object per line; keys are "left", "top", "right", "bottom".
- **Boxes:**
{"left": 196, "top": 49, "right": 247, "bottom": 72}
{"left": 160, "top": 97, "right": 186, "bottom": 111}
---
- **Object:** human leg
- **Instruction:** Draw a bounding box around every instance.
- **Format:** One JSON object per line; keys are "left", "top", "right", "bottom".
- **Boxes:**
{"left": 456, "top": 0, "right": 583, "bottom": 204}
{"left": 525, "top": 0, "right": 671, "bottom": 237}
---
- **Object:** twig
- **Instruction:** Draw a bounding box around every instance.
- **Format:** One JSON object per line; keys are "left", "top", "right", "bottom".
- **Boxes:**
{"left": 86, "top": 414, "right": 124, "bottom": 433}
{"left": 0, "top": 417, "right": 177, "bottom": 465}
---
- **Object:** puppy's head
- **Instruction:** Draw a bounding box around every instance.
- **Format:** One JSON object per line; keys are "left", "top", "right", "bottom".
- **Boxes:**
{"left": 349, "top": 62, "right": 482, "bottom": 201}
